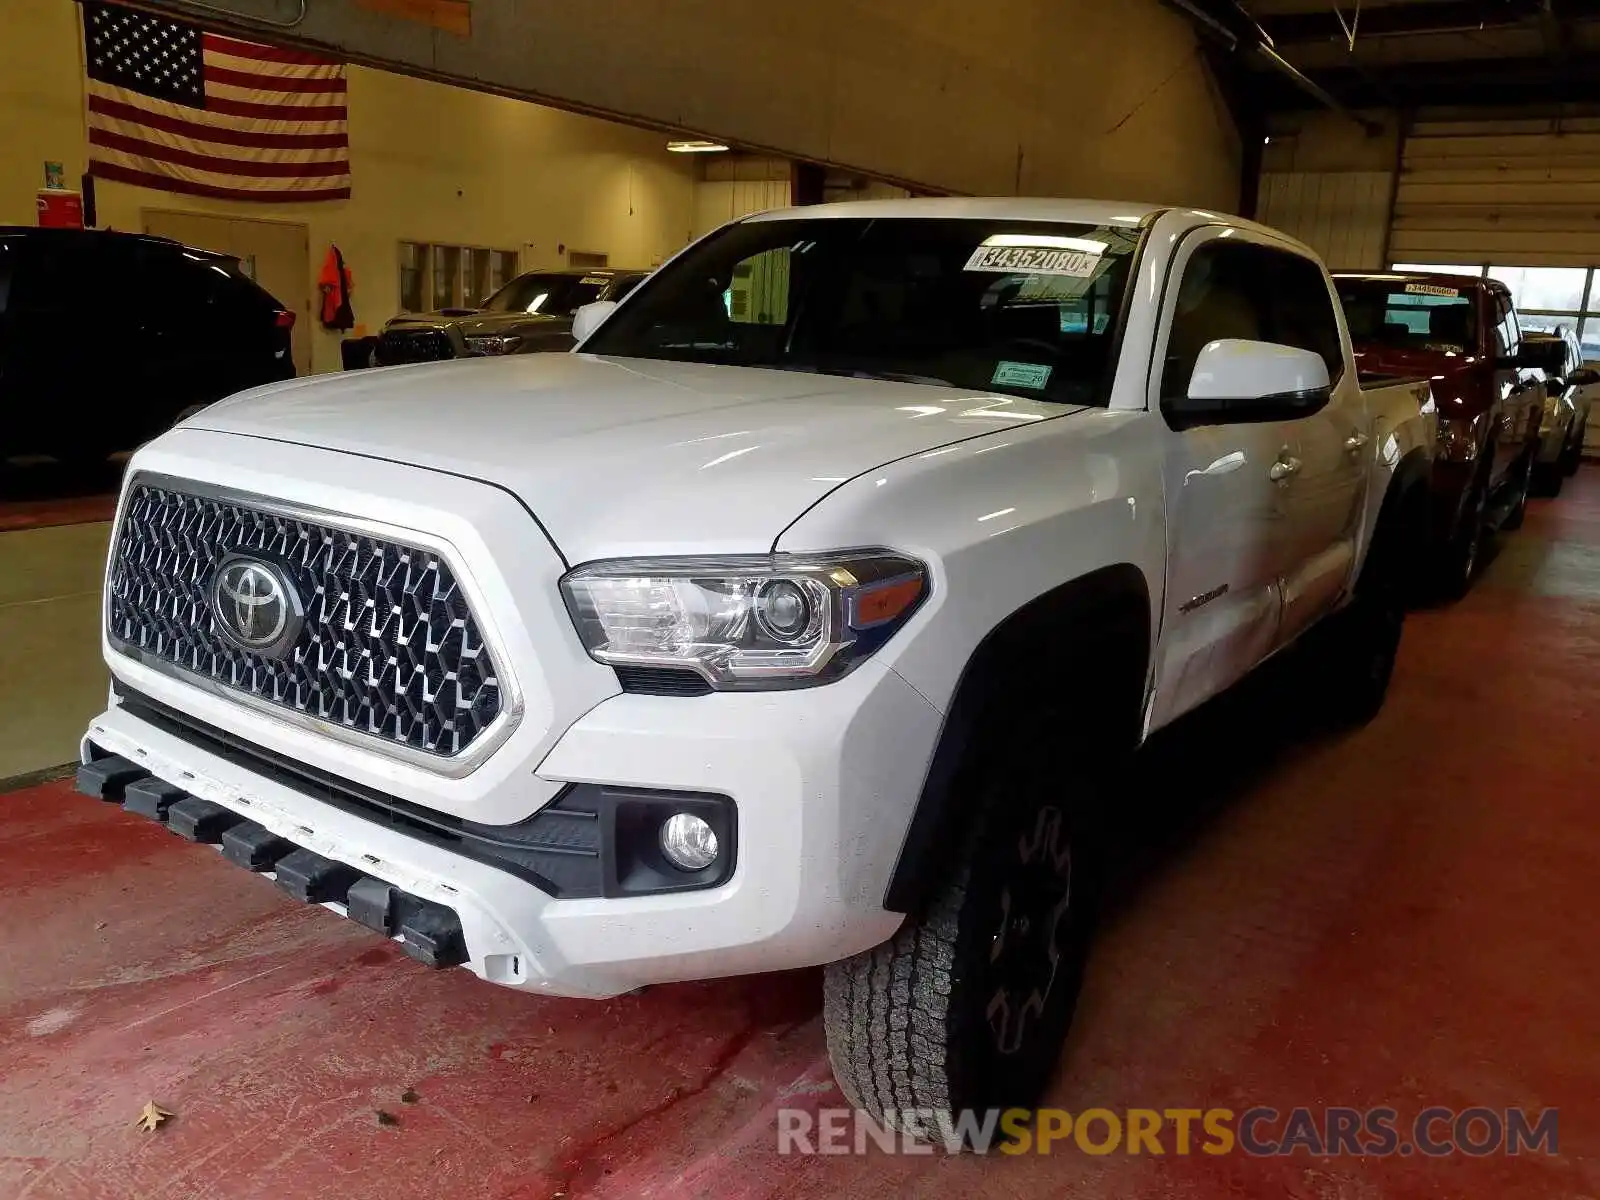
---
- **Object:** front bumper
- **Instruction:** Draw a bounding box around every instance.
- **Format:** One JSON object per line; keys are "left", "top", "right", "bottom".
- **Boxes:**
{"left": 80, "top": 651, "right": 935, "bottom": 999}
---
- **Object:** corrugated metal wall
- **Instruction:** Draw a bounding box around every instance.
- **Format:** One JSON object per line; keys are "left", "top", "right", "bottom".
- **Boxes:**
{"left": 1391, "top": 116, "right": 1600, "bottom": 266}
{"left": 693, "top": 157, "right": 793, "bottom": 238}
{"left": 1257, "top": 170, "right": 1393, "bottom": 269}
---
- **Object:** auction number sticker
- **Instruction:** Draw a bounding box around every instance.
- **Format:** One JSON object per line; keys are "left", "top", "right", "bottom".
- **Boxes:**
{"left": 965, "top": 245, "right": 1101, "bottom": 277}
{"left": 1404, "top": 283, "right": 1460, "bottom": 298}
{"left": 992, "top": 360, "right": 1053, "bottom": 389}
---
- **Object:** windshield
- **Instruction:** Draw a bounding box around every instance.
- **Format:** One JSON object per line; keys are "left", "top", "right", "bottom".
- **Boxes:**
{"left": 1337, "top": 278, "right": 1480, "bottom": 355}
{"left": 482, "top": 273, "right": 609, "bottom": 316}
{"left": 582, "top": 217, "right": 1144, "bottom": 405}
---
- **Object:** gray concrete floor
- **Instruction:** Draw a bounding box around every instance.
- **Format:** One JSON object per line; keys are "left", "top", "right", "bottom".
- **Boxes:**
{"left": 0, "top": 522, "right": 109, "bottom": 781}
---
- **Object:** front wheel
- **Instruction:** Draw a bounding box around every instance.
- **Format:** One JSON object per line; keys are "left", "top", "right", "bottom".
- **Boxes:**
{"left": 823, "top": 734, "right": 1097, "bottom": 1139}
{"left": 1502, "top": 452, "right": 1533, "bottom": 529}
{"left": 1437, "top": 461, "right": 1490, "bottom": 600}
{"left": 1532, "top": 461, "right": 1565, "bottom": 498}
{"left": 1317, "top": 491, "right": 1411, "bottom": 725}
{"left": 1562, "top": 423, "right": 1587, "bottom": 476}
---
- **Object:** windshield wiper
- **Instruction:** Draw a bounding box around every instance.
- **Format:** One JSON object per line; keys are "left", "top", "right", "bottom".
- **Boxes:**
{"left": 846, "top": 369, "right": 957, "bottom": 387}
{"left": 763, "top": 363, "right": 957, "bottom": 388}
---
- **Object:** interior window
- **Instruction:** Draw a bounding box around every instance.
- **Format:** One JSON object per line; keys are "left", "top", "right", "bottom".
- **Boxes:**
{"left": 1162, "top": 241, "right": 1343, "bottom": 399}
{"left": 727, "top": 248, "right": 792, "bottom": 325}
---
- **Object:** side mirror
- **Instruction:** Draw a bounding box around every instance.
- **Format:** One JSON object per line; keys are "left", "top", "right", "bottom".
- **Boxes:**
{"left": 571, "top": 300, "right": 618, "bottom": 346}
{"left": 1515, "top": 343, "right": 1563, "bottom": 372}
{"left": 1170, "top": 339, "right": 1332, "bottom": 426}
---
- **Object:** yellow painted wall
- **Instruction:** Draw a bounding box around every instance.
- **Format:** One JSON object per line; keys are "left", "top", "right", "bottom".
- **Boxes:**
{"left": 1, "top": 0, "right": 699, "bottom": 373}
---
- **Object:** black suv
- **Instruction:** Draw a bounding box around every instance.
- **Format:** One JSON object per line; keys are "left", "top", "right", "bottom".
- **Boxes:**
{"left": 374, "top": 268, "right": 647, "bottom": 366}
{"left": 1, "top": 227, "right": 295, "bottom": 466}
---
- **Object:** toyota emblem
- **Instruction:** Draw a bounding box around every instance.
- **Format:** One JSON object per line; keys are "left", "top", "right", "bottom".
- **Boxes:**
{"left": 210, "top": 555, "right": 304, "bottom": 658}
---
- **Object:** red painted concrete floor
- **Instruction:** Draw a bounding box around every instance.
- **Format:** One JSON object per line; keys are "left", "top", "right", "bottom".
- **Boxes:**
{"left": 3, "top": 473, "right": 1599, "bottom": 1200}
{"left": 0, "top": 461, "right": 124, "bottom": 532}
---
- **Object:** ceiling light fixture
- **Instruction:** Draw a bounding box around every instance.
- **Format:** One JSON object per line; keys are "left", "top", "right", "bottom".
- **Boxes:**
{"left": 668, "top": 140, "right": 730, "bottom": 153}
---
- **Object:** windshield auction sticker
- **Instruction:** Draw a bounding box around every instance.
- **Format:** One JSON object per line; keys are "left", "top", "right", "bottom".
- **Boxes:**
{"left": 965, "top": 245, "right": 1102, "bottom": 277}
{"left": 992, "top": 361, "right": 1053, "bottom": 389}
{"left": 1404, "top": 283, "right": 1460, "bottom": 298}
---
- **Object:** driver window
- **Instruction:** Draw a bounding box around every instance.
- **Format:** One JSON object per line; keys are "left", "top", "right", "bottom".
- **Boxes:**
{"left": 1161, "top": 240, "right": 1343, "bottom": 400}
{"left": 1160, "top": 242, "right": 1266, "bottom": 399}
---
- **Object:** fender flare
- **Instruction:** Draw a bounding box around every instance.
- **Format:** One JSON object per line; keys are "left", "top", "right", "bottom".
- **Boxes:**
{"left": 882, "top": 563, "right": 1151, "bottom": 915}
{"left": 1366, "top": 445, "right": 1434, "bottom": 592}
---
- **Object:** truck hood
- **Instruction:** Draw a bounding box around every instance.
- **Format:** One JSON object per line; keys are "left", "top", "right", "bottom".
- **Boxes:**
{"left": 382, "top": 311, "right": 571, "bottom": 338}
{"left": 191, "top": 354, "right": 1082, "bottom": 560}
{"left": 1352, "top": 344, "right": 1481, "bottom": 379}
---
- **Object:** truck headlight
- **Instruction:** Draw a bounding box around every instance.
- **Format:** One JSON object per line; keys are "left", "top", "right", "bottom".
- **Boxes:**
{"left": 1437, "top": 414, "right": 1484, "bottom": 463}
{"left": 560, "top": 551, "right": 927, "bottom": 689}
{"left": 463, "top": 335, "right": 521, "bottom": 356}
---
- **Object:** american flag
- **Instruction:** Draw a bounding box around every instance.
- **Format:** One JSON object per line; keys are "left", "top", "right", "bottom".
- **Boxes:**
{"left": 83, "top": 1, "right": 350, "bottom": 202}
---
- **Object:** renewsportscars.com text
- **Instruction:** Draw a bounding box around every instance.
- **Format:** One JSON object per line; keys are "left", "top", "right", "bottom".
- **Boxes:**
{"left": 776, "top": 1105, "right": 1560, "bottom": 1157}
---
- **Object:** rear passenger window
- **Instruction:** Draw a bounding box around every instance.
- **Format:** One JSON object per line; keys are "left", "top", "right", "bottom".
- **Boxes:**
{"left": 12, "top": 238, "right": 101, "bottom": 311}
{"left": 1161, "top": 241, "right": 1344, "bottom": 399}
{"left": 138, "top": 245, "right": 266, "bottom": 332}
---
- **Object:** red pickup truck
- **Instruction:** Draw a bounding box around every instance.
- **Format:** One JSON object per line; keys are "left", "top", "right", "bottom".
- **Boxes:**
{"left": 1335, "top": 272, "right": 1545, "bottom": 596}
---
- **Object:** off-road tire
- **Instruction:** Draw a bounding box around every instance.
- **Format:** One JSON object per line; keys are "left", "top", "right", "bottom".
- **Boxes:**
{"left": 1561, "top": 423, "right": 1586, "bottom": 477}
{"left": 823, "top": 732, "right": 1097, "bottom": 1142}
{"left": 1531, "top": 460, "right": 1564, "bottom": 498}
{"left": 1315, "top": 488, "right": 1412, "bottom": 726}
{"left": 1437, "top": 457, "right": 1491, "bottom": 600}
{"left": 1502, "top": 452, "right": 1533, "bottom": 530}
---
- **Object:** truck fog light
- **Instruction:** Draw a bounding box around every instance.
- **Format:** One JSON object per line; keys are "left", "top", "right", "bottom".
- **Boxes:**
{"left": 660, "top": 812, "right": 719, "bottom": 871}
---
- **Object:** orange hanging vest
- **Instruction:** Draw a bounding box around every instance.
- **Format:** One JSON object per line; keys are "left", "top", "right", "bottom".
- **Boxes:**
{"left": 318, "top": 244, "right": 355, "bottom": 331}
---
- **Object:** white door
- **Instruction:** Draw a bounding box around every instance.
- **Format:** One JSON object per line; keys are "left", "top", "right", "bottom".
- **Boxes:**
{"left": 1268, "top": 261, "right": 1370, "bottom": 645}
{"left": 1147, "top": 231, "right": 1310, "bottom": 731}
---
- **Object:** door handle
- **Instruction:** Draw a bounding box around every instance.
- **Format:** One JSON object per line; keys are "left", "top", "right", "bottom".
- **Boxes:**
{"left": 1344, "top": 432, "right": 1370, "bottom": 454}
{"left": 1269, "top": 456, "right": 1302, "bottom": 483}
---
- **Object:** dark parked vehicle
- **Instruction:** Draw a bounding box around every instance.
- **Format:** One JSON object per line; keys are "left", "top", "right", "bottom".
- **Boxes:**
{"left": 1521, "top": 327, "right": 1596, "bottom": 495}
{"left": 1335, "top": 271, "right": 1545, "bottom": 596}
{"left": 374, "top": 268, "right": 647, "bottom": 366}
{"left": 0, "top": 227, "right": 296, "bottom": 467}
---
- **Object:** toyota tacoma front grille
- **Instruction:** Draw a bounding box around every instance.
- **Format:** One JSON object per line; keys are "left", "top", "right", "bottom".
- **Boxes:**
{"left": 107, "top": 480, "right": 503, "bottom": 758}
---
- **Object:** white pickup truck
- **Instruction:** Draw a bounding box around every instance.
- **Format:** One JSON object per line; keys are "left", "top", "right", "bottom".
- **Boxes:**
{"left": 79, "top": 198, "right": 1435, "bottom": 1128}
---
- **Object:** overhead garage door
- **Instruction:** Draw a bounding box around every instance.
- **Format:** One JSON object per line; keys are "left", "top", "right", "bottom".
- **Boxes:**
{"left": 1389, "top": 114, "right": 1600, "bottom": 387}
{"left": 1391, "top": 115, "right": 1600, "bottom": 267}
